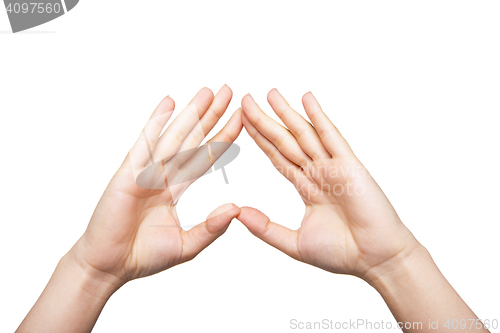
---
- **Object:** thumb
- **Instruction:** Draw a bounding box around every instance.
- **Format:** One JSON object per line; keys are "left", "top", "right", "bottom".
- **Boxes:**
{"left": 180, "top": 203, "right": 240, "bottom": 262}
{"left": 236, "top": 206, "right": 301, "bottom": 261}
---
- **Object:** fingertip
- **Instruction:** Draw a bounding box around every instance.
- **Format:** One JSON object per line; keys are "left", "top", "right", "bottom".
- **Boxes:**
{"left": 208, "top": 203, "right": 239, "bottom": 220}
{"left": 241, "top": 93, "right": 253, "bottom": 105}
{"left": 235, "top": 207, "right": 271, "bottom": 237}
{"left": 199, "top": 87, "right": 215, "bottom": 100}
{"left": 150, "top": 96, "right": 175, "bottom": 120}
{"left": 225, "top": 109, "right": 244, "bottom": 139}
{"left": 232, "top": 108, "right": 243, "bottom": 125}
{"left": 231, "top": 203, "right": 242, "bottom": 217}
{"left": 241, "top": 95, "right": 259, "bottom": 117}
{"left": 237, "top": 206, "right": 266, "bottom": 222}
{"left": 215, "top": 84, "right": 233, "bottom": 102}
{"left": 267, "top": 88, "right": 279, "bottom": 101}
{"left": 302, "top": 91, "right": 316, "bottom": 105}
{"left": 202, "top": 86, "right": 214, "bottom": 94}
{"left": 227, "top": 202, "right": 241, "bottom": 214}
{"left": 221, "top": 84, "right": 233, "bottom": 95}
{"left": 160, "top": 95, "right": 175, "bottom": 110}
{"left": 231, "top": 107, "right": 243, "bottom": 119}
{"left": 204, "top": 203, "right": 240, "bottom": 234}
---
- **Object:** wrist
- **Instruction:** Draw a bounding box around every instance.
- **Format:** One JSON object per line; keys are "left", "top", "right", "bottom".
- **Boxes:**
{"left": 15, "top": 247, "right": 121, "bottom": 332}
{"left": 359, "top": 239, "right": 485, "bottom": 330}
{"left": 61, "top": 250, "right": 124, "bottom": 302}
{"left": 361, "top": 242, "right": 433, "bottom": 292}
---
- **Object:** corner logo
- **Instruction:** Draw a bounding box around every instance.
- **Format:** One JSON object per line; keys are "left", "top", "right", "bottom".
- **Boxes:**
{"left": 3, "top": 0, "right": 79, "bottom": 33}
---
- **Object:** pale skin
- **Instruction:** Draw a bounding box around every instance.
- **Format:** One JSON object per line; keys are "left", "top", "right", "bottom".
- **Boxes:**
{"left": 16, "top": 86, "right": 489, "bottom": 333}
{"left": 238, "top": 89, "right": 489, "bottom": 333}
{"left": 16, "top": 85, "right": 243, "bottom": 333}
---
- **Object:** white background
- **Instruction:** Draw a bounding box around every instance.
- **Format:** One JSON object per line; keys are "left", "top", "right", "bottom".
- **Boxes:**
{"left": 1, "top": 1, "right": 499, "bottom": 332}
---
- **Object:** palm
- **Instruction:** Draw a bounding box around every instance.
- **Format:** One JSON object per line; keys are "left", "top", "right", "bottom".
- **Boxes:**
{"left": 111, "top": 168, "right": 184, "bottom": 280}
{"left": 239, "top": 90, "right": 419, "bottom": 278}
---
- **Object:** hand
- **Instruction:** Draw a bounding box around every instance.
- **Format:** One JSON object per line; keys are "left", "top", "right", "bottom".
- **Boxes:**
{"left": 238, "top": 89, "right": 422, "bottom": 281}
{"left": 69, "top": 86, "right": 242, "bottom": 289}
